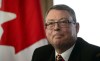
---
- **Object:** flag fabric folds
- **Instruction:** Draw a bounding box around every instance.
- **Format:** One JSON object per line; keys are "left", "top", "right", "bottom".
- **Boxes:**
{"left": 0, "top": 0, "right": 48, "bottom": 61}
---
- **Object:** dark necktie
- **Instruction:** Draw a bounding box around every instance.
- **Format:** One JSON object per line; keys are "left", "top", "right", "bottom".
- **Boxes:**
{"left": 56, "top": 54, "right": 65, "bottom": 61}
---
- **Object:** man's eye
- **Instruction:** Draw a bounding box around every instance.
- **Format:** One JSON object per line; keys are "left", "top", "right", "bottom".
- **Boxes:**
{"left": 48, "top": 22, "right": 55, "bottom": 25}
{"left": 61, "top": 21, "right": 68, "bottom": 23}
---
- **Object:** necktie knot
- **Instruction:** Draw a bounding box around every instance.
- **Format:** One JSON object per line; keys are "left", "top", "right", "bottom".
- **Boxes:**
{"left": 56, "top": 54, "right": 64, "bottom": 61}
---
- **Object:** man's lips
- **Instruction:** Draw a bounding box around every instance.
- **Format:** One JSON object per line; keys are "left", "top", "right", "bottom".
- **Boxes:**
{"left": 53, "top": 34, "right": 63, "bottom": 38}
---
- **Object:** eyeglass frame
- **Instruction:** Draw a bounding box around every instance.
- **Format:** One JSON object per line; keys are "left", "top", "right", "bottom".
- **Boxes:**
{"left": 45, "top": 18, "right": 76, "bottom": 30}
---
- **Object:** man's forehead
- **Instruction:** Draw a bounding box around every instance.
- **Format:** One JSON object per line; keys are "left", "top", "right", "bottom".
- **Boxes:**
{"left": 46, "top": 18, "right": 68, "bottom": 22}
{"left": 47, "top": 9, "right": 70, "bottom": 16}
{"left": 46, "top": 10, "right": 73, "bottom": 20}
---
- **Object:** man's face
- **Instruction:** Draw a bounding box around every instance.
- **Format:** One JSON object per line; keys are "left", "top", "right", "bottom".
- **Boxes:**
{"left": 45, "top": 9, "right": 79, "bottom": 48}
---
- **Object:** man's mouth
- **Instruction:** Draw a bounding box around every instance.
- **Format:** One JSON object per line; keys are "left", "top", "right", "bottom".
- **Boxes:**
{"left": 53, "top": 34, "right": 63, "bottom": 39}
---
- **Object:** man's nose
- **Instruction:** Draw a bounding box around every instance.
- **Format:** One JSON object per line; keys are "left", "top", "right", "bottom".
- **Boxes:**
{"left": 53, "top": 23, "right": 60, "bottom": 31}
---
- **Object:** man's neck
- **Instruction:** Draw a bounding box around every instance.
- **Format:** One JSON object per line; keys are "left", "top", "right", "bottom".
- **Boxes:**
{"left": 55, "top": 42, "right": 75, "bottom": 54}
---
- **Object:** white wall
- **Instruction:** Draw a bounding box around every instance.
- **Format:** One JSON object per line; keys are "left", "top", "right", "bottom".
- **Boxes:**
{"left": 54, "top": 0, "right": 100, "bottom": 46}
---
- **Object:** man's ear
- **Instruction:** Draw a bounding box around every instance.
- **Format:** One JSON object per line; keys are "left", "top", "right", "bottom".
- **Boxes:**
{"left": 76, "top": 22, "right": 79, "bottom": 33}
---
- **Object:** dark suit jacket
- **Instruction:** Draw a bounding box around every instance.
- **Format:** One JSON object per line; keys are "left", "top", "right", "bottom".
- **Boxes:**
{"left": 31, "top": 37, "right": 100, "bottom": 61}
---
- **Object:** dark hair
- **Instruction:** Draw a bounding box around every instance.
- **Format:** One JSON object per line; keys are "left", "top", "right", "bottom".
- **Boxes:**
{"left": 46, "top": 4, "right": 77, "bottom": 23}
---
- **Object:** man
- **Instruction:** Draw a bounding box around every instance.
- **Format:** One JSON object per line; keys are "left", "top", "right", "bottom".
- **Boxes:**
{"left": 32, "top": 4, "right": 100, "bottom": 61}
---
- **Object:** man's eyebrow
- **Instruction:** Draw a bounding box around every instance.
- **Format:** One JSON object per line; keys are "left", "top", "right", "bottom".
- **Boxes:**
{"left": 59, "top": 18, "right": 69, "bottom": 20}
{"left": 46, "top": 19, "right": 55, "bottom": 22}
{"left": 46, "top": 18, "right": 69, "bottom": 22}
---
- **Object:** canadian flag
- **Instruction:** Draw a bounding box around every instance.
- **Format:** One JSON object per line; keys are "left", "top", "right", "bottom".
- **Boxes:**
{"left": 0, "top": 0, "right": 48, "bottom": 61}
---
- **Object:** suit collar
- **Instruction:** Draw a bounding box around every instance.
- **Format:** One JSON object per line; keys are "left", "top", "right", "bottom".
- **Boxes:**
{"left": 48, "top": 50, "right": 55, "bottom": 61}
{"left": 68, "top": 37, "right": 86, "bottom": 61}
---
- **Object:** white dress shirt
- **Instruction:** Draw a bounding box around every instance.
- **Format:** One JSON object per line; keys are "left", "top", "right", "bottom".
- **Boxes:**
{"left": 55, "top": 44, "right": 75, "bottom": 61}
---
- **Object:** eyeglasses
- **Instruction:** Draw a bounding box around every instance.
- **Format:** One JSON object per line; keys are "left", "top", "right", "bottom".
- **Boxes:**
{"left": 45, "top": 20, "right": 75, "bottom": 30}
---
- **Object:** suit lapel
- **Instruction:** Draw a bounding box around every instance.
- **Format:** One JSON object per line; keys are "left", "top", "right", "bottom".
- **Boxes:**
{"left": 48, "top": 50, "right": 55, "bottom": 61}
{"left": 68, "top": 38, "right": 84, "bottom": 61}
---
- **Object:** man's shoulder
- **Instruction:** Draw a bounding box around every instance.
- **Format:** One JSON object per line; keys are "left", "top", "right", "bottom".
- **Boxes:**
{"left": 75, "top": 37, "right": 100, "bottom": 55}
{"left": 32, "top": 45, "right": 54, "bottom": 61}
{"left": 70, "top": 37, "right": 100, "bottom": 60}
{"left": 34, "top": 44, "right": 54, "bottom": 53}
{"left": 77, "top": 37, "right": 100, "bottom": 58}
{"left": 77, "top": 37, "right": 100, "bottom": 50}
{"left": 32, "top": 44, "right": 54, "bottom": 60}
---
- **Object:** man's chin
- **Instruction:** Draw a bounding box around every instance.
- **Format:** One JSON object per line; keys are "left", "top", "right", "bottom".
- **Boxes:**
{"left": 53, "top": 39, "right": 63, "bottom": 45}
